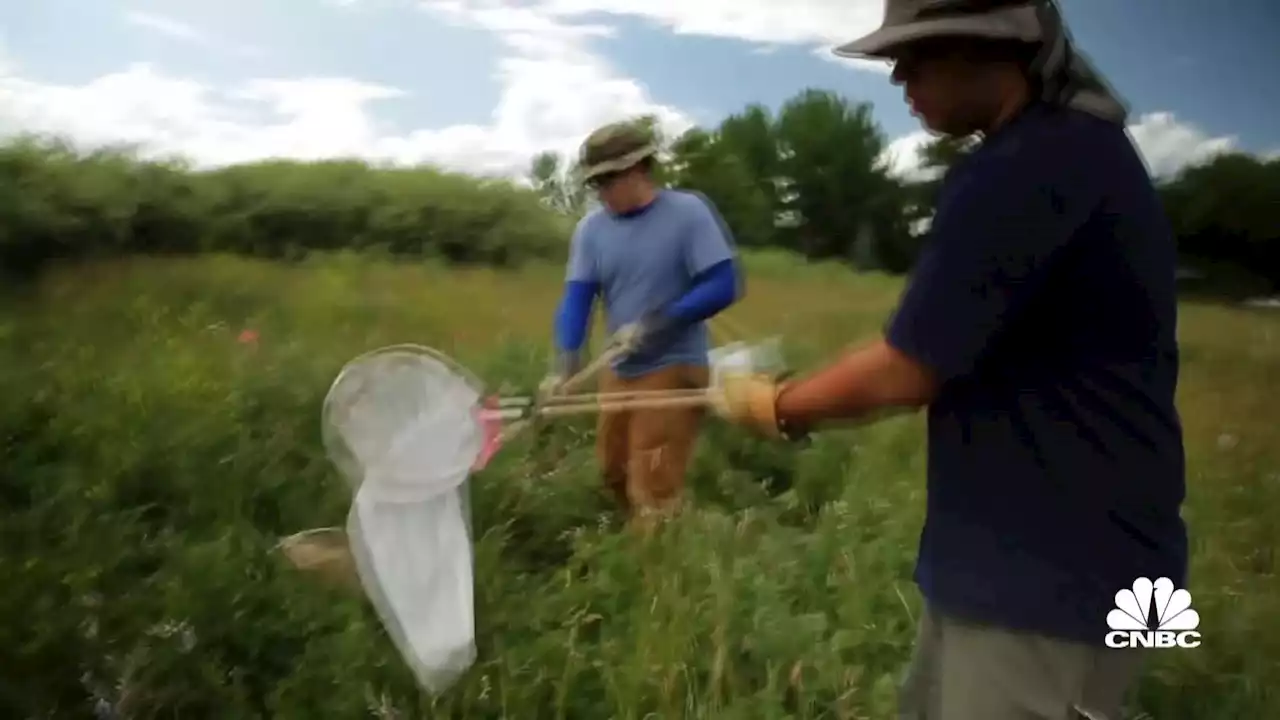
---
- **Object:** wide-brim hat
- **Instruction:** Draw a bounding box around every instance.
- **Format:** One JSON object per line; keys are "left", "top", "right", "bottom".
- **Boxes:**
{"left": 578, "top": 143, "right": 659, "bottom": 182}
{"left": 834, "top": 1, "right": 1131, "bottom": 125}
{"left": 576, "top": 120, "right": 660, "bottom": 182}
{"left": 833, "top": 1, "right": 1042, "bottom": 59}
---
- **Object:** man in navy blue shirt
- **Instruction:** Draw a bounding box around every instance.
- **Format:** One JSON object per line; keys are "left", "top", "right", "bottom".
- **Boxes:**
{"left": 712, "top": 2, "right": 1186, "bottom": 718}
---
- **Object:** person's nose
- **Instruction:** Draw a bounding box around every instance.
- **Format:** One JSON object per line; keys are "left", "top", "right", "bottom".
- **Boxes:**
{"left": 890, "top": 61, "right": 908, "bottom": 86}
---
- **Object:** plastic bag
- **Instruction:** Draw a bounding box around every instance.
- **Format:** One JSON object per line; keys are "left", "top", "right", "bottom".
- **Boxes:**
{"left": 707, "top": 336, "right": 786, "bottom": 386}
{"left": 319, "top": 344, "right": 486, "bottom": 693}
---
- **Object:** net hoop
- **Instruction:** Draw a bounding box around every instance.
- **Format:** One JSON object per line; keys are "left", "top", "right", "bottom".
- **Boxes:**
{"left": 321, "top": 344, "right": 488, "bottom": 501}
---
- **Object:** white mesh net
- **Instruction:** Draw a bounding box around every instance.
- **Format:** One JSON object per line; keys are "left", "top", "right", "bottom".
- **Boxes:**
{"left": 283, "top": 338, "right": 787, "bottom": 694}
{"left": 323, "top": 344, "right": 485, "bottom": 502}
{"left": 320, "top": 344, "right": 485, "bottom": 693}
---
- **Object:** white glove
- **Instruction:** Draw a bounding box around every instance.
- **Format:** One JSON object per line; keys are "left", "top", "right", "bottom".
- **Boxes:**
{"left": 610, "top": 321, "right": 646, "bottom": 355}
{"left": 610, "top": 311, "right": 678, "bottom": 358}
{"left": 538, "top": 350, "right": 582, "bottom": 399}
{"left": 538, "top": 373, "right": 566, "bottom": 398}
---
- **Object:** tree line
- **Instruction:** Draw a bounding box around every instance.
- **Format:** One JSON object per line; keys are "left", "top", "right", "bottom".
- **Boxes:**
{"left": 531, "top": 88, "right": 1280, "bottom": 297}
{"left": 0, "top": 138, "right": 574, "bottom": 282}
{"left": 1, "top": 86, "right": 1275, "bottom": 297}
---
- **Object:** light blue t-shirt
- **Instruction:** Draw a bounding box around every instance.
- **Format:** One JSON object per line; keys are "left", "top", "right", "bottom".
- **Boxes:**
{"left": 566, "top": 189, "right": 736, "bottom": 377}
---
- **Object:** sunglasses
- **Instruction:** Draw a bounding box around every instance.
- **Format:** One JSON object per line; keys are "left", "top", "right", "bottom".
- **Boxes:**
{"left": 888, "top": 37, "right": 966, "bottom": 69}
{"left": 585, "top": 170, "right": 624, "bottom": 190}
{"left": 890, "top": 35, "right": 1035, "bottom": 76}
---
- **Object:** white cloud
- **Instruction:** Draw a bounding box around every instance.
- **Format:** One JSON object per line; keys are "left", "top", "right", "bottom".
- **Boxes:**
{"left": 124, "top": 10, "right": 265, "bottom": 59}
{"left": 1, "top": 0, "right": 889, "bottom": 178}
{"left": 1126, "top": 112, "right": 1236, "bottom": 178}
{"left": 338, "top": 0, "right": 887, "bottom": 50}
{"left": 0, "top": 1, "right": 1251, "bottom": 189}
{"left": 0, "top": 64, "right": 400, "bottom": 166}
{"left": 539, "top": 0, "right": 879, "bottom": 45}
{"left": 880, "top": 112, "right": 1240, "bottom": 182}
{"left": 0, "top": 3, "right": 691, "bottom": 180}
{"left": 417, "top": 0, "right": 693, "bottom": 156}
{"left": 534, "top": 0, "right": 891, "bottom": 73}
{"left": 880, "top": 130, "right": 937, "bottom": 182}
{"left": 124, "top": 11, "right": 204, "bottom": 42}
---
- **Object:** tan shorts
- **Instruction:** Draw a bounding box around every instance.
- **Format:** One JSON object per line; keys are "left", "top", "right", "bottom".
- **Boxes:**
{"left": 898, "top": 605, "right": 1148, "bottom": 720}
{"left": 595, "top": 363, "right": 710, "bottom": 516}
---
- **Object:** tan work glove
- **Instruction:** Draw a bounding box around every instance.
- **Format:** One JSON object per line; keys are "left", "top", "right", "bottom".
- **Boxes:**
{"left": 712, "top": 371, "right": 790, "bottom": 438}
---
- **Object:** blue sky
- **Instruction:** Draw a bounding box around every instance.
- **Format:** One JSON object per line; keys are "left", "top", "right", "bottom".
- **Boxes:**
{"left": 1, "top": 0, "right": 1275, "bottom": 177}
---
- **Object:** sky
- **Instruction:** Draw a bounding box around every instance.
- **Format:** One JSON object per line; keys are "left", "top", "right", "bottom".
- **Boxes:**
{"left": 1, "top": 0, "right": 1276, "bottom": 182}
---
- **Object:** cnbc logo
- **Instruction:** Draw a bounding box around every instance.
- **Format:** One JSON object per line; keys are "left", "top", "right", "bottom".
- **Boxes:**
{"left": 1105, "top": 576, "right": 1201, "bottom": 649}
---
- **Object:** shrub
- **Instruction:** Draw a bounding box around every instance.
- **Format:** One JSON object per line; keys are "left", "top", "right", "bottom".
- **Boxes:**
{"left": 0, "top": 136, "right": 574, "bottom": 282}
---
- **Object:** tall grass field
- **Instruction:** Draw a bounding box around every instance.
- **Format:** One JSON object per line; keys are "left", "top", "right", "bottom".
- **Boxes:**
{"left": 2, "top": 250, "right": 1277, "bottom": 719}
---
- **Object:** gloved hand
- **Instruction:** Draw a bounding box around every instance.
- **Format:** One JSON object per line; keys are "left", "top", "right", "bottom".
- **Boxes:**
{"left": 610, "top": 310, "right": 681, "bottom": 358}
{"left": 712, "top": 371, "right": 805, "bottom": 440}
{"left": 537, "top": 373, "right": 565, "bottom": 398}
{"left": 712, "top": 371, "right": 782, "bottom": 436}
{"left": 538, "top": 350, "right": 583, "bottom": 399}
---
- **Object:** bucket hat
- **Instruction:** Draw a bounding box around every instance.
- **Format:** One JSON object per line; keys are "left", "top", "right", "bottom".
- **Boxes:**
{"left": 833, "top": 0, "right": 1129, "bottom": 124}
{"left": 834, "top": 0, "right": 1040, "bottom": 59}
{"left": 839, "top": 0, "right": 1039, "bottom": 58}
{"left": 576, "top": 119, "right": 660, "bottom": 183}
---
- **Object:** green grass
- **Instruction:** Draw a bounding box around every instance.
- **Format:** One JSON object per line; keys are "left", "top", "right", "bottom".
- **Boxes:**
{"left": 2, "top": 252, "right": 1278, "bottom": 719}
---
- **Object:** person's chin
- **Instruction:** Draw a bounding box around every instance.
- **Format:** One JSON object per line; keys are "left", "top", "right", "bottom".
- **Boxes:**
{"left": 917, "top": 112, "right": 965, "bottom": 137}
{"left": 913, "top": 111, "right": 945, "bottom": 134}
{"left": 908, "top": 105, "right": 935, "bottom": 128}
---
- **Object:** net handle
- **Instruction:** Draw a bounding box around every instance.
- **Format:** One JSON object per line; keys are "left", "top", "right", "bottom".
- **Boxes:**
{"left": 555, "top": 313, "right": 757, "bottom": 396}
{"left": 497, "top": 388, "right": 706, "bottom": 408}
{"left": 488, "top": 392, "right": 713, "bottom": 420}
{"left": 556, "top": 344, "right": 626, "bottom": 396}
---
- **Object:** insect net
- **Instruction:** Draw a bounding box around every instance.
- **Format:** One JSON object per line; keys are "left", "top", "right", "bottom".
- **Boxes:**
{"left": 320, "top": 344, "right": 492, "bottom": 693}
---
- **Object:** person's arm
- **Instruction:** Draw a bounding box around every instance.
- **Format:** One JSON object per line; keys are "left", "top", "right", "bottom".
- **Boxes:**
{"left": 773, "top": 338, "right": 939, "bottom": 429}
{"left": 774, "top": 137, "right": 1098, "bottom": 429}
{"left": 666, "top": 259, "right": 739, "bottom": 324}
{"left": 552, "top": 220, "right": 598, "bottom": 373}
{"left": 554, "top": 281, "right": 597, "bottom": 353}
{"left": 663, "top": 194, "right": 742, "bottom": 325}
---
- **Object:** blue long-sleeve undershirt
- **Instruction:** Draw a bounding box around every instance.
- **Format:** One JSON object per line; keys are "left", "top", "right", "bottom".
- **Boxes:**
{"left": 553, "top": 259, "right": 740, "bottom": 352}
{"left": 667, "top": 259, "right": 740, "bottom": 324}
{"left": 554, "top": 280, "right": 599, "bottom": 352}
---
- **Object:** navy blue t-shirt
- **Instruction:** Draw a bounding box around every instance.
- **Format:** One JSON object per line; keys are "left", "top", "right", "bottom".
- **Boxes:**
{"left": 886, "top": 102, "right": 1189, "bottom": 644}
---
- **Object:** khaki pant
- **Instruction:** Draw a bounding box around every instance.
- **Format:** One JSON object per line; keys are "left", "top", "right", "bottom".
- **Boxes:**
{"left": 899, "top": 605, "right": 1148, "bottom": 720}
{"left": 595, "top": 363, "right": 710, "bottom": 517}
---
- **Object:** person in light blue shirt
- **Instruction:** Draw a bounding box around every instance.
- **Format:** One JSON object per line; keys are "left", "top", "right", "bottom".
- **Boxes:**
{"left": 543, "top": 119, "right": 743, "bottom": 520}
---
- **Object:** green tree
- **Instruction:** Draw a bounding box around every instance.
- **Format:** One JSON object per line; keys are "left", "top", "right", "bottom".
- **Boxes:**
{"left": 716, "top": 104, "right": 783, "bottom": 220}
{"left": 528, "top": 150, "right": 588, "bottom": 218}
{"left": 771, "top": 88, "right": 909, "bottom": 267}
{"left": 666, "top": 127, "right": 775, "bottom": 249}
{"left": 1160, "top": 152, "right": 1280, "bottom": 293}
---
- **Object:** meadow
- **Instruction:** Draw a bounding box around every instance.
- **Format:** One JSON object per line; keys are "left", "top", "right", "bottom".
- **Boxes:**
{"left": 2, "top": 249, "right": 1277, "bottom": 719}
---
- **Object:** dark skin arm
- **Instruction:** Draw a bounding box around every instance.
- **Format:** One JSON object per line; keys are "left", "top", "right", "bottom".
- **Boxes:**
{"left": 773, "top": 338, "right": 939, "bottom": 432}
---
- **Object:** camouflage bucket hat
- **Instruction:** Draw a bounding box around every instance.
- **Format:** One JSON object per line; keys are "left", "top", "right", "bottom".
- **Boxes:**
{"left": 577, "top": 120, "right": 659, "bottom": 183}
{"left": 832, "top": 0, "right": 1041, "bottom": 59}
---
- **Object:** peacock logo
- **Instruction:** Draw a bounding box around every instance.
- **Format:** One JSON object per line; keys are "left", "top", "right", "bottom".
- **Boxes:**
{"left": 1104, "top": 577, "right": 1201, "bottom": 649}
